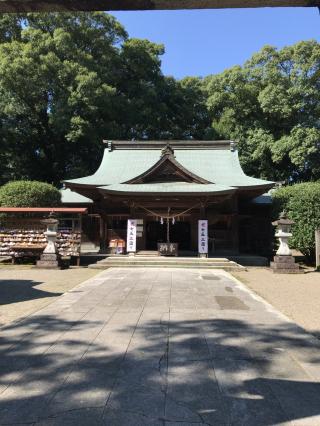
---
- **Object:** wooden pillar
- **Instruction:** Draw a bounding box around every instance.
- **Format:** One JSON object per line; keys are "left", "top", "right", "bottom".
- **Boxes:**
{"left": 79, "top": 213, "right": 82, "bottom": 248}
{"left": 142, "top": 216, "right": 147, "bottom": 251}
{"left": 78, "top": 213, "right": 82, "bottom": 265}
{"left": 190, "top": 214, "right": 198, "bottom": 252}
{"left": 129, "top": 201, "right": 136, "bottom": 218}
{"left": 200, "top": 202, "right": 206, "bottom": 219}
{"left": 231, "top": 196, "right": 239, "bottom": 254}
{"left": 99, "top": 215, "right": 106, "bottom": 250}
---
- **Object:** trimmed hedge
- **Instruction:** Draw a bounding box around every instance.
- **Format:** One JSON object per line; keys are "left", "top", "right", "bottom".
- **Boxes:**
{"left": 272, "top": 182, "right": 320, "bottom": 261}
{"left": 0, "top": 181, "right": 61, "bottom": 207}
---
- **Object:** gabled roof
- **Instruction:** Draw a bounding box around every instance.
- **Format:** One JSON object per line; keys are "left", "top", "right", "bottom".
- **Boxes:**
{"left": 64, "top": 140, "right": 274, "bottom": 197}
{"left": 124, "top": 143, "right": 210, "bottom": 184}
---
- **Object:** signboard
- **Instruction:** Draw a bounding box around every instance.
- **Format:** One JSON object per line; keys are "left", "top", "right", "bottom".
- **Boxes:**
{"left": 127, "top": 219, "right": 137, "bottom": 252}
{"left": 158, "top": 243, "right": 178, "bottom": 257}
{"left": 198, "top": 220, "right": 208, "bottom": 254}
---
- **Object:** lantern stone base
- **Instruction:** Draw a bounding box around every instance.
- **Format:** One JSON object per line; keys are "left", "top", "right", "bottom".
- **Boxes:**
{"left": 270, "top": 255, "right": 302, "bottom": 274}
{"left": 36, "top": 253, "right": 60, "bottom": 269}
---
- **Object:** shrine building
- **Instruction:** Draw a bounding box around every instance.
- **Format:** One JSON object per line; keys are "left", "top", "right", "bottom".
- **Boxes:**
{"left": 63, "top": 140, "right": 274, "bottom": 257}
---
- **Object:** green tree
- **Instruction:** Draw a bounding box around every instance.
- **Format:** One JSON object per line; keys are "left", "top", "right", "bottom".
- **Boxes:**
{"left": 0, "top": 180, "right": 61, "bottom": 207}
{"left": 272, "top": 182, "right": 320, "bottom": 262}
{"left": 203, "top": 41, "right": 320, "bottom": 182}
{"left": 0, "top": 13, "right": 128, "bottom": 184}
{"left": 0, "top": 13, "right": 210, "bottom": 185}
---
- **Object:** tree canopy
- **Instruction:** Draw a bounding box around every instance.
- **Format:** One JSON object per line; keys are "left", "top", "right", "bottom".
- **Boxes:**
{"left": 272, "top": 182, "right": 320, "bottom": 261}
{"left": 203, "top": 40, "right": 320, "bottom": 182}
{"left": 0, "top": 180, "right": 61, "bottom": 207}
{"left": 0, "top": 12, "right": 319, "bottom": 185}
{"left": 0, "top": 13, "right": 210, "bottom": 185}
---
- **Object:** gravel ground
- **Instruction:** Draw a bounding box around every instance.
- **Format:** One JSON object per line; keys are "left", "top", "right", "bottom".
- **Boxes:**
{"left": 233, "top": 267, "right": 320, "bottom": 338}
{"left": 0, "top": 266, "right": 98, "bottom": 325}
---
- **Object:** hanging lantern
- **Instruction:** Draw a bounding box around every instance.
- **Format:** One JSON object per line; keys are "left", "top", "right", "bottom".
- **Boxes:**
{"left": 172, "top": 217, "right": 175, "bottom": 225}
{"left": 160, "top": 217, "right": 164, "bottom": 225}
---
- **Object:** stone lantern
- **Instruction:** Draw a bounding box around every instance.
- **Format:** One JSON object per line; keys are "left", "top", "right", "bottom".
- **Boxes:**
{"left": 273, "top": 211, "right": 294, "bottom": 256}
{"left": 36, "top": 212, "right": 60, "bottom": 269}
{"left": 270, "top": 211, "right": 301, "bottom": 273}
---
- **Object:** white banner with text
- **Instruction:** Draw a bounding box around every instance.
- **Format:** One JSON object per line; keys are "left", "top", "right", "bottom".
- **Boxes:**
{"left": 198, "top": 220, "right": 208, "bottom": 254}
{"left": 127, "top": 219, "right": 137, "bottom": 252}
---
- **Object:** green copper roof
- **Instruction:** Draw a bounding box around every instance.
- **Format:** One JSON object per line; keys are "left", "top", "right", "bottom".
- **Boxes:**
{"left": 99, "top": 182, "right": 235, "bottom": 195}
{"left": 64, "top": 141, "right": 273, "bottom": 193}
{"left": 60, "top": 188, "right": 93, "bottom": 204}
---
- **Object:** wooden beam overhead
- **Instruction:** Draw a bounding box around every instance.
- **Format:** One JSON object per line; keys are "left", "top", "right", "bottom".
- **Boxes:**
{"left": 0, "top": 0, "right": 319, "bottom": 13}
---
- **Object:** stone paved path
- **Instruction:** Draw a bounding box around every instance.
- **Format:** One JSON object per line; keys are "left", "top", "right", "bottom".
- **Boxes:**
{"left": 0, "top": 268, "right": 320, "bottom": 426}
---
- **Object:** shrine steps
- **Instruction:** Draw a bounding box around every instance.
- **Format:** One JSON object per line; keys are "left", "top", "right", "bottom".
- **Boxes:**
{"left": 136, "top": 251, "right": 159, "bottom": 257}
{"left": 88, "top": 256, "right": 245, "bottom": 271}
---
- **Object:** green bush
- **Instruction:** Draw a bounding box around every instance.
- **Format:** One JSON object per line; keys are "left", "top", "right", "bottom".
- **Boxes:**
{"left": 272, "top": 182, "right": 320, "bottom": 261}
{"left": 0, "top": 181, "right": 61, "bottom": 207}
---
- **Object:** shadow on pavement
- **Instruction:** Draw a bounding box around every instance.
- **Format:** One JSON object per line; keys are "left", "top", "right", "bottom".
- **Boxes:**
{"left": 0, "top": 313, "right": 319, "bottom": 425}
{"left": 0, "top": 280, "right": 61, "bottom": 305}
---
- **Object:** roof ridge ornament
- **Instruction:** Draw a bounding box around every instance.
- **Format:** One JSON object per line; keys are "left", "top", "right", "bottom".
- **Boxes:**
{"left": 161, "top": 143, "right": 175, "bottom": 158}
{"left": 102, "top": 140, "right": 113, "bottom": 152}
{"left": 230, "top": 140, "right": 236, "bottom": 152}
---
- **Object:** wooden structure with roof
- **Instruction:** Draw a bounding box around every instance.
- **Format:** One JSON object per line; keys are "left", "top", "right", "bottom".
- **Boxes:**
{"left": 63, "top": 140, "right": 274, "bottom": 256}
{"left": 0, "top": 207, "right": 88, "bottom": 263}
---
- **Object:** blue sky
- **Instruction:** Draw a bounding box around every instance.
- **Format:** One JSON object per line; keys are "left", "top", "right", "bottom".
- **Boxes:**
{"left": 111, "top": 7, "right": 320, "bottom": 79}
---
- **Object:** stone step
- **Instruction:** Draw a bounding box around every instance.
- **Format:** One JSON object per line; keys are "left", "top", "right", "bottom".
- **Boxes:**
{"left": 89, "top": 263, "right": 243, "bottom": 271}
{"left": 88, "top": 257, "right": 245, "bottom": 271}
{"left": 97, "top": 261, "right": 237, "bottom": 268}
{"left": 98, "top": 256, "right": 230, "bottom": 263}
{"left": 88, "top": 254, "right": 245, "bottom": 271}
{"left": 136, "top": 251, "right": 159, "bottom": 256}
{"left": 96, "top": 260, "right": 234, "bottom": 266}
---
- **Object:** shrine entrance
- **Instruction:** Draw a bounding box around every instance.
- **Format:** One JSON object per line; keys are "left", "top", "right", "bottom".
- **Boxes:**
{"left": 146, "top": 221, "right": 191, "bottom": 251}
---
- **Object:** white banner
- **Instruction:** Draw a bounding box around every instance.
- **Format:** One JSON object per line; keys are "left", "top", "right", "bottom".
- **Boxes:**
{"left": 127, "top": 219, "right": 137, "bottom": 252}
{"left": 198, "top": 220, "right": 208, "bottom": 254}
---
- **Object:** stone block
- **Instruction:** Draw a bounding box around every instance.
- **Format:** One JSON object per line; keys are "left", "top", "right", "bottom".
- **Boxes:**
{"left": 270, "top": 254, "right": 302, "bottom": 274}
{"left": 270, "top": 262, "right": 299, "bottom": 270}
{"left": 36, "top": 260, "right": 59, "bottom": 269}
{"left": 273, "top": 255, "right": 295, "bottom": 264}
{"left": 36, "top": 250, "right": 61, "bottom": 269}
{"left": 40, "top": 253, "right": 58, "bottom": 261}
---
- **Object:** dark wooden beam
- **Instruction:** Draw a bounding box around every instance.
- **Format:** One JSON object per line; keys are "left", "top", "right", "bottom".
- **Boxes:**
{"left": 0, "top": 0, "right": 319, "bottom": 13}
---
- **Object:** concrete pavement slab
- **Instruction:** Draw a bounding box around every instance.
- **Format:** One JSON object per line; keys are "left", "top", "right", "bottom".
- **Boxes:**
{"left": 0, "top": 267, "right": 320, "bottom": 425}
